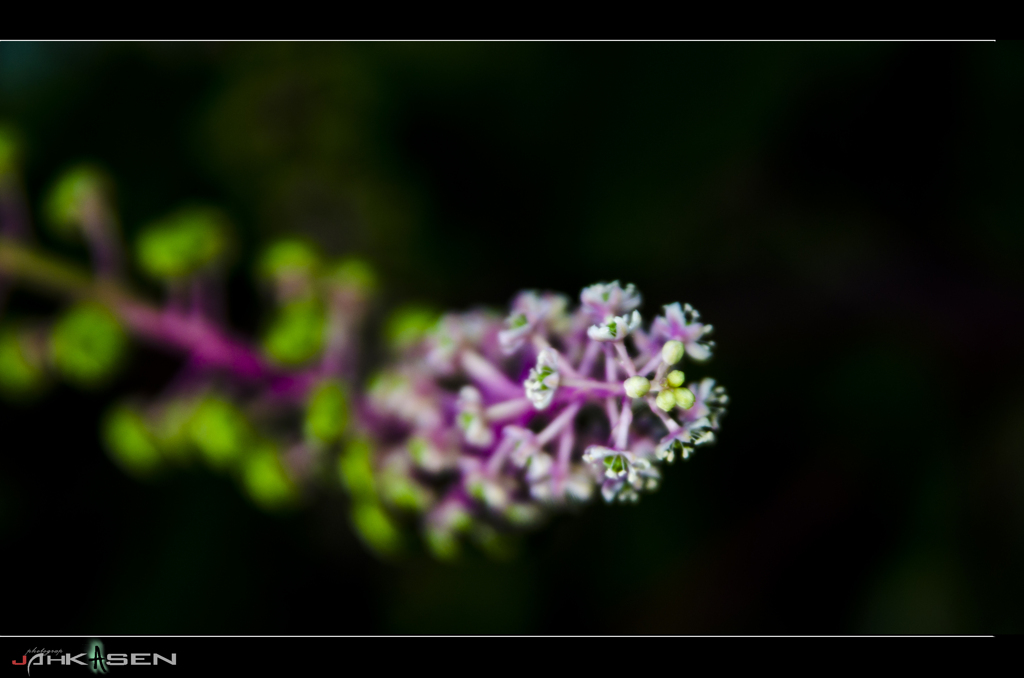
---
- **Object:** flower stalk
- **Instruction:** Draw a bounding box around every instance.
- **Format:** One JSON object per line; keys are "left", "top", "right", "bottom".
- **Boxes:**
{"left": 0, "top": 140, "right": 729, "bottom": 561}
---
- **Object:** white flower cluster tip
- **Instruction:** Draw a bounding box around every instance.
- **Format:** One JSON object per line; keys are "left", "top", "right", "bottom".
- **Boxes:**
{"left": 361, "top": 280, "right": 727, "bottom": 558}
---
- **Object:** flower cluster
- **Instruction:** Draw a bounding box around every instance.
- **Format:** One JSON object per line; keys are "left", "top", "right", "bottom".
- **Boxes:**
{"left": 0, "top": 130, "right": 728, "bottom": 561}
{"left": 357, "top": 282, "right": 728, "bottom": 558}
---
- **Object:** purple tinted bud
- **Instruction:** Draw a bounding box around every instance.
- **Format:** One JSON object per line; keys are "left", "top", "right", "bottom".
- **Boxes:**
{"left": 651, "top": 302, "right": 715, "bottom": 362}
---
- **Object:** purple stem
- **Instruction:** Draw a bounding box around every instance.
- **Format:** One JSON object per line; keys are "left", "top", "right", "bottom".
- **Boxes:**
{"left": 122, "top": 302, "right": 271, "bottom": 381}
{"left": 555, "top": 426, "right": 574, "bottom": 491}
{"left": 486, "top": 432, "right": 520, "bottom": 475}
{"left": 537, "top": 401, "right": 581, "bottom": 447}
{"left": 613, "top": 399, "right": 632, "bottom": 450}
{"left": 461, "top": 350, "right": 521, "bottom": 400}
{"left": 578, "top": 339, "right": 601, "bottom": 378}
{"left": 638, "top": 353, "right": 662, "bottom": 377}
{"left": 485, "top": 397, "right": 532, "bottom": 421}
{"left": 603, "top": 344, "right": 619, "bottom": 428}
{"left": 614, "top": 341, "right": 637, "bottom": 377}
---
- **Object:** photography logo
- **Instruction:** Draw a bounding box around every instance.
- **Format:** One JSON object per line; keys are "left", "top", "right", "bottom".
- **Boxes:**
{"left": 11, "top": 639, "right": 175, "bottom": 674}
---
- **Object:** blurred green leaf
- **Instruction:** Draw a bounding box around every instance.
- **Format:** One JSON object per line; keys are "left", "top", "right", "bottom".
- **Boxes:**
{"left": 241, "top": 442, "right": 297, "bottom": 511}
{"left": 338, "top": 437, "right": 376, "bottom": 501}
{"left": 324, "top": 257, "right": 376, "bottom": 294}
{"left": 49, "top": 303, "right": 126, "bottom": 387}
{"left": 152, "top": 398, "right": 198, "bottom": 463}
{"left": 43, "top": 165, "right": 110, "bottom": 236}
{"left": 262, "top": 298, "right": 325, "bottom": 366}
{"left": 136, "top": 207, "right": 231, "bottom": 280}
{"left": 351, "top": 499, "right": 401, "bottom": 557}
{"left": 304, "top": 379, "right": 348, "bottom": 446}
{"left": 257, "top": 239, "right": 321, "bottom": 281}
{"left": 384, "top": 305, "right": 439, "bottom": 350}
{"left": 0, "top": 326, "right": 46, "bottom": 398}
{"left": 103, "top": 404, "right": 161, "bottom": 477}
{"left": 188, "top": 395, "right": 250, "bottom": 469}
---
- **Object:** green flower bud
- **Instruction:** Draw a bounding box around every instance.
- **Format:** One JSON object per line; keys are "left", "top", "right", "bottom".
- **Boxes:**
{"left": 661, "top": 340, "right": 685, "bottom": 365}
{"left": 655, "top": 389, "right": 677, "bottom": 412}
{"left": 49, "top": 303, "right": 126, "bottom": 387}
{"left": 324, "top": 257, "right": 376, "bottom": 294}
{"left": 384, "top": 305, "right": 439, "bottom": 350}
{"left": 338, "top": 438, "right": 377, "bottom": 501}
{"left": 352, "top": 499, "right": 401, "bottom": 557}
{"left": 152, "top": 398, "right": 198, "bottom": 462}
{"left": 673, "top": 387, "right": 696, "bottom": 409}
{"left": 188, "top": 396, "right": 250, "bottom": 468}
{"left": 0, "top": 327, "right": 46, "bottom": 398}
{"left": 43, "top": 165, "right": 111, "bottom": 236}
{"left": 136, "top": 207, "right": 231, "bottom": 280}
{"left": 380, "top": 471, "right": 432, "bottom": 512}
{"left": 623, "top": 375, "right": 651, "bottom": 398}
{"left": 257, "top": 239, "right": 320, "bottom": 281}
{"left": 667, "top": 370, "right": 685, "bottom": 387}
{"left": 103, "top": 405, "right": 161, "bottom": 477}
{"left": 304, "top": 379, "right": 348, "bottom": 445}
{"left": 262, "top": 298, "right": 326, "bottom": 366}
{"left": 242, "top": 443, "right": 297, "bottom": 511}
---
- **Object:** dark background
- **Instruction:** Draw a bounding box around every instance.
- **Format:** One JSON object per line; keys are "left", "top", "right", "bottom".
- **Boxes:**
{"left": 1, "top": 41, "right": 1022, "bottom": 634}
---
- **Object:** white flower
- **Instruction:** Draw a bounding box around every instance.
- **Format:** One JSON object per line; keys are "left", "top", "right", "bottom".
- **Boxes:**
{"left": 587, "top": 310, "right": 641, "bottom": 342}
{"left": 655, "top": 417, "right": 715, "bottom": 462}
{"left": 497, "top": 291, "right": 570, "bottom": 354}
{"left": 583, "top": 445, "right": 661, "bottom": 502}
{"left": 456, "top": 385, "right": 494, "bottom": 448}
{"left": 524, "top": 347, "right": 561, "bottom": 410}
{"left": 580, "top": 281, "right": 642, "bottom": 321}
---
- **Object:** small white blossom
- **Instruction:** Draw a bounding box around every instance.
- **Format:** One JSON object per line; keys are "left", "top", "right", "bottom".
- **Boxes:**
{"left": 587, "top": 310, "right": 641, "bottom": 342}
{"left": 580, "top": 281, "right": 642, "bottom": 321}
{"left": 656, "top": 417, "right": 715, "bottom": 462}
{"left": 524, "top": 348, "right": 561, "bottom": 410}
{"left": 583, "top": 445, "right": 661, "bottom": 502}
{"left": 498, "top": 291, "right": 570, "bottom": 354}
{"left": 456, "top": 385, "right": 494, "bottom": 448}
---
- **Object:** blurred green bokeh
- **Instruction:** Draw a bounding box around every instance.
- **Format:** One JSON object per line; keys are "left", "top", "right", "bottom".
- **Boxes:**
{"left": 49, "top": 303, "right": 126, "bottom": 387}
{"left": 136, "top": 206, "right": 230, "bottom": 280}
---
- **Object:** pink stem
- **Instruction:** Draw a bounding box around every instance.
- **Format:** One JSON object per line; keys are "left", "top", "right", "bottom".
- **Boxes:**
{"left": 614, "top": 398, "right": 632, "bottom": 449}
{"left": 485, "top": 397, "right": 532, "bottom": 421}
{"left": 639, "top": 354, "right": 662, "bottom": 377}
{"left": 614, "top": 341, "right": 637, "bottom": 376}
{"left": 536, "top": 402, "right": 581, "bottom": 447}
{"left": 461, "top": 350, "right": 521, "bottom": 399}
{"left": 555, "top": 426, "right": 574, "bottom": 492}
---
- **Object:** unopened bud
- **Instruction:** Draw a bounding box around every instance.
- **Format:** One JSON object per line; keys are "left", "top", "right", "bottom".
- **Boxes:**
{"left": 655, "top": 389, "right": 677, "bottom": 412}
{"left": 666, "top": 370, "right": 685, "bottom": 387}
{"left": 661, "top": 340, "right": 684, "bottom": 365}
{"left": 623, "top": 375, "right": 650, "bottom": 398}
{"left": 673, "top": 387, "right": 695, "bottom": 409}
